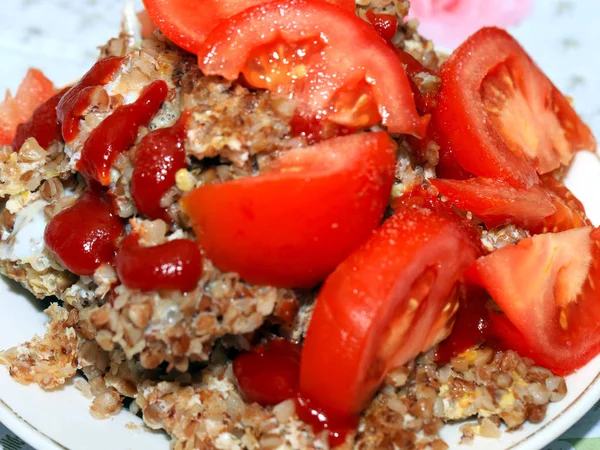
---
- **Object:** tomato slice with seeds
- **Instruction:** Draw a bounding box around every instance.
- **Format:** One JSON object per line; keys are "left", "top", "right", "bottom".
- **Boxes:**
{"left": 181, "top": 132, "right": 396, "bottom": 288}
{"left": 467, "top": 227, "right": 600, "bottom": 375}
{"left": 431, "top": 178, "right": 556, "bottom": 230}
{"left": 198, "top": 0, "right": 427, "bottom": 136}
{"left": 0, "top": 69, "right": 55, "bottom": 146}
{"left": 143, "top": 0, "right": 355, "bottom": 55}
{"left": 435, "top": 27, "right": 596, "bottom": 188}
{"left": 300, "top": 203, "right": 480, "bottom": 416}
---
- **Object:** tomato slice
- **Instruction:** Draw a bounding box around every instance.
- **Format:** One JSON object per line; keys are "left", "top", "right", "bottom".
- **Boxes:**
{"left": 0, "top": 69, "right": 55, "bottom": 146}
{"left": 197, "top": 0, "right": 427, "bottom": 136}
{"left": 435, "top": 27, "right": 596, "bottom": 188}
{"left": 299, "top": 203, "right": 480, "bottom": 416}
{"left": 431, "top": 178, "right": 556, "bottom": 230}
{"left": 532, "top": 174, "right": 592, "bottom": 234}
{"left": 467, "top": 227, "right": 600, "bottom": 374}
{"left": 181, "top": 132, "right": 396, "bottom": 288}
{"left": 143, "top": 0, "right": 355, "bottom": 55}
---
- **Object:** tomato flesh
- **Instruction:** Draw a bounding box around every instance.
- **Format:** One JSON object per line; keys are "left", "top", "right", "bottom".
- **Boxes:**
{"left": 434, "top": 27, "right": 596, "bottom": 187}
{"left": 0, "top": 69, "right": 56, "bottom": 146}
{"left": 181, "top": 132, "right": 396, "bottom": 288}
{"left": 143, "top": 0, "right": 355, "bottom": 55}
{"left": 532, "top": 174, "right": 592, "bottom": 234}
{"left": 198, "top": 0, "right": 427, "bottom": 136}
{"left": 467, "top": 227, "right": 600, "bottom": 374}
{"left": 431, "top": 178, "right": 556, "bottom": 230}
{"left": 300, "top": 204, "right": 480, "bottom": 416}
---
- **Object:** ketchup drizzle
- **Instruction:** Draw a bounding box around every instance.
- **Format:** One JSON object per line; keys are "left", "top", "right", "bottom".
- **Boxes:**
{"left": 233, "top": 339, "right": 356, "bottom": 448}
{"left": 12, "top": 88, "right": 68, "bottom": 151}
{"left": 57, "top": 56, "right": 124, "bottom": 143}
{"left": 77, "top": 80, "right": 168, "bottom": 186}
{"left": 115, "top": 233, "right": 203, "bottom": 292}
{"left": 131, "top": 111, "right": 190, "bottom": 221}
{"left": 435, "top": 286, "right": 495, "bottom": 363}
{"left": 44, "top": 189, "right": 124, "bottom": 276}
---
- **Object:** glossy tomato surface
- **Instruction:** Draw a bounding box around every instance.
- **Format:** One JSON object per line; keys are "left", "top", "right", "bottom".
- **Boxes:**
{"left": 431, "top": 178, "right": 556, "bottom": 229}
{"left": 300, "top": 204, "right": 480, "bottom": 416}
{"left": 198, "top": 0, "right": 427, "bottom": 135}
{"left": 181, "top": 132, "right": 396, "bottom": 288}
{"left": 143, "top": 0, "right": 354, "bottom": 54}
{"left": 434, "top": 27, "right": 596, "bottom": 187}
{"left": 468, "top": 227, "right": 600, "bottom": 374}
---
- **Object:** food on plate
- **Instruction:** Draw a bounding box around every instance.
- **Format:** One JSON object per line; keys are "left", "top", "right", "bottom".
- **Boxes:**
{"left": 0, "top": 0, "right": 596, "bottom": 448}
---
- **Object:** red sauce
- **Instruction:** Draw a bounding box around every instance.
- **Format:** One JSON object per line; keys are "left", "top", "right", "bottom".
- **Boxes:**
{"left": 233, "top": 339, "right": 356, "bottom": 448}
{"left": 233, "top": 339, "right": 301, "bottom": 406}
{"left": 290, "top": 114, "right": 354, "bottom": 145}
{"left": 57, "top": 56, "right": 124, "bottom": 143}
{"left": 366, "top": 10, "right": 398, "bottom": 43}
{"left": 131, "top": 111, "right": 190, "bottom": 221}
{"left": 115, "top": 234, "right": 203, "bottom": 292}
{"left": 295, "top": 394, "right": 358, "bottom": 448}
{"left": 12, "top": 88, "right": 68, "bottom": 151}
{"left": 435, "top": 286, "right": 495, "bottom": 363}
{"left": 78, "top": 80, "right": 169, "bottom": 186}
{"left": 44, "top": 189, "right": 124, "bottom": 276}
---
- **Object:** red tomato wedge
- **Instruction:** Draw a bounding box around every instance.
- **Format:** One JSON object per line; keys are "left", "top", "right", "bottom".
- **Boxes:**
{"left": 431, "top": 178, "right": 556, "bottom": 229}
{"left": 467, "top": 227, "right": 600, "bottom": 375}
{"left": 0, "top": 69, "right": 55, "bottom": 146}
{"left": 197, "top": 0, "right": 427, "bottom": 136}
{"left": 143, "top": 0, "right": 355, "bottom": 55}
{"left": 532, "top": 174, "right": 592, "bottom": 234}
{"left": 181, "top": 132, "right": 396, "bottom": 288}
{"left": 300, "top": 204, "right": 480, "bottom": 416}
{"left": 435, "top": 27, "right": 596, "bottom": 188}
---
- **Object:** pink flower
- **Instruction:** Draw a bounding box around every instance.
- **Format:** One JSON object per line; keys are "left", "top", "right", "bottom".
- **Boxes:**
{"left": 408, "top": 0, "right": 533, "bottom": 48}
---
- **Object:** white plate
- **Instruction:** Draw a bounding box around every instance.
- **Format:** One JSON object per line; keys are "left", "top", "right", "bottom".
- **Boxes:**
{"left": 1, "top": 0, "right": 600, "bottom": 449}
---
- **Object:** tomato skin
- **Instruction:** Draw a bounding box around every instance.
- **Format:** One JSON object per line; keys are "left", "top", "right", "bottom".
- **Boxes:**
{"left": 431, "top": 178, "right": 556, "bottom": 230}
{"left": 115, "top": 234, "right": 203, "bottom": 292}
{"left": 467, "top": 227, "right": 600, "bottom": 375}
{"left": 181, "top": 132, "right": 396, "bottom": 288}
{"left": 143, "top": 0, "right": 355, "bottom": 55}
{"left": 44, "top": 189, "right": 124, "bottom": 276}
{"left": 300, "top": 205, "right": 480, "bottom": 416}
{"left": 198, "top": 0, "right": 427, "bottom": 136}
{"left": 0, "top": 69, "right": 56, "bottom": 146}
{"left": 435, "top": 27, "right": 596, "bottom": 188}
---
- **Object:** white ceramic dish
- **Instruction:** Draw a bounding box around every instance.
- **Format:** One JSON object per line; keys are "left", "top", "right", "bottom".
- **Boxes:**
{"left": 2, "top": 0, "right": 600, "bottom": 449}
{"left": 0, "top": 151, "right": 599, "bottom": 450}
